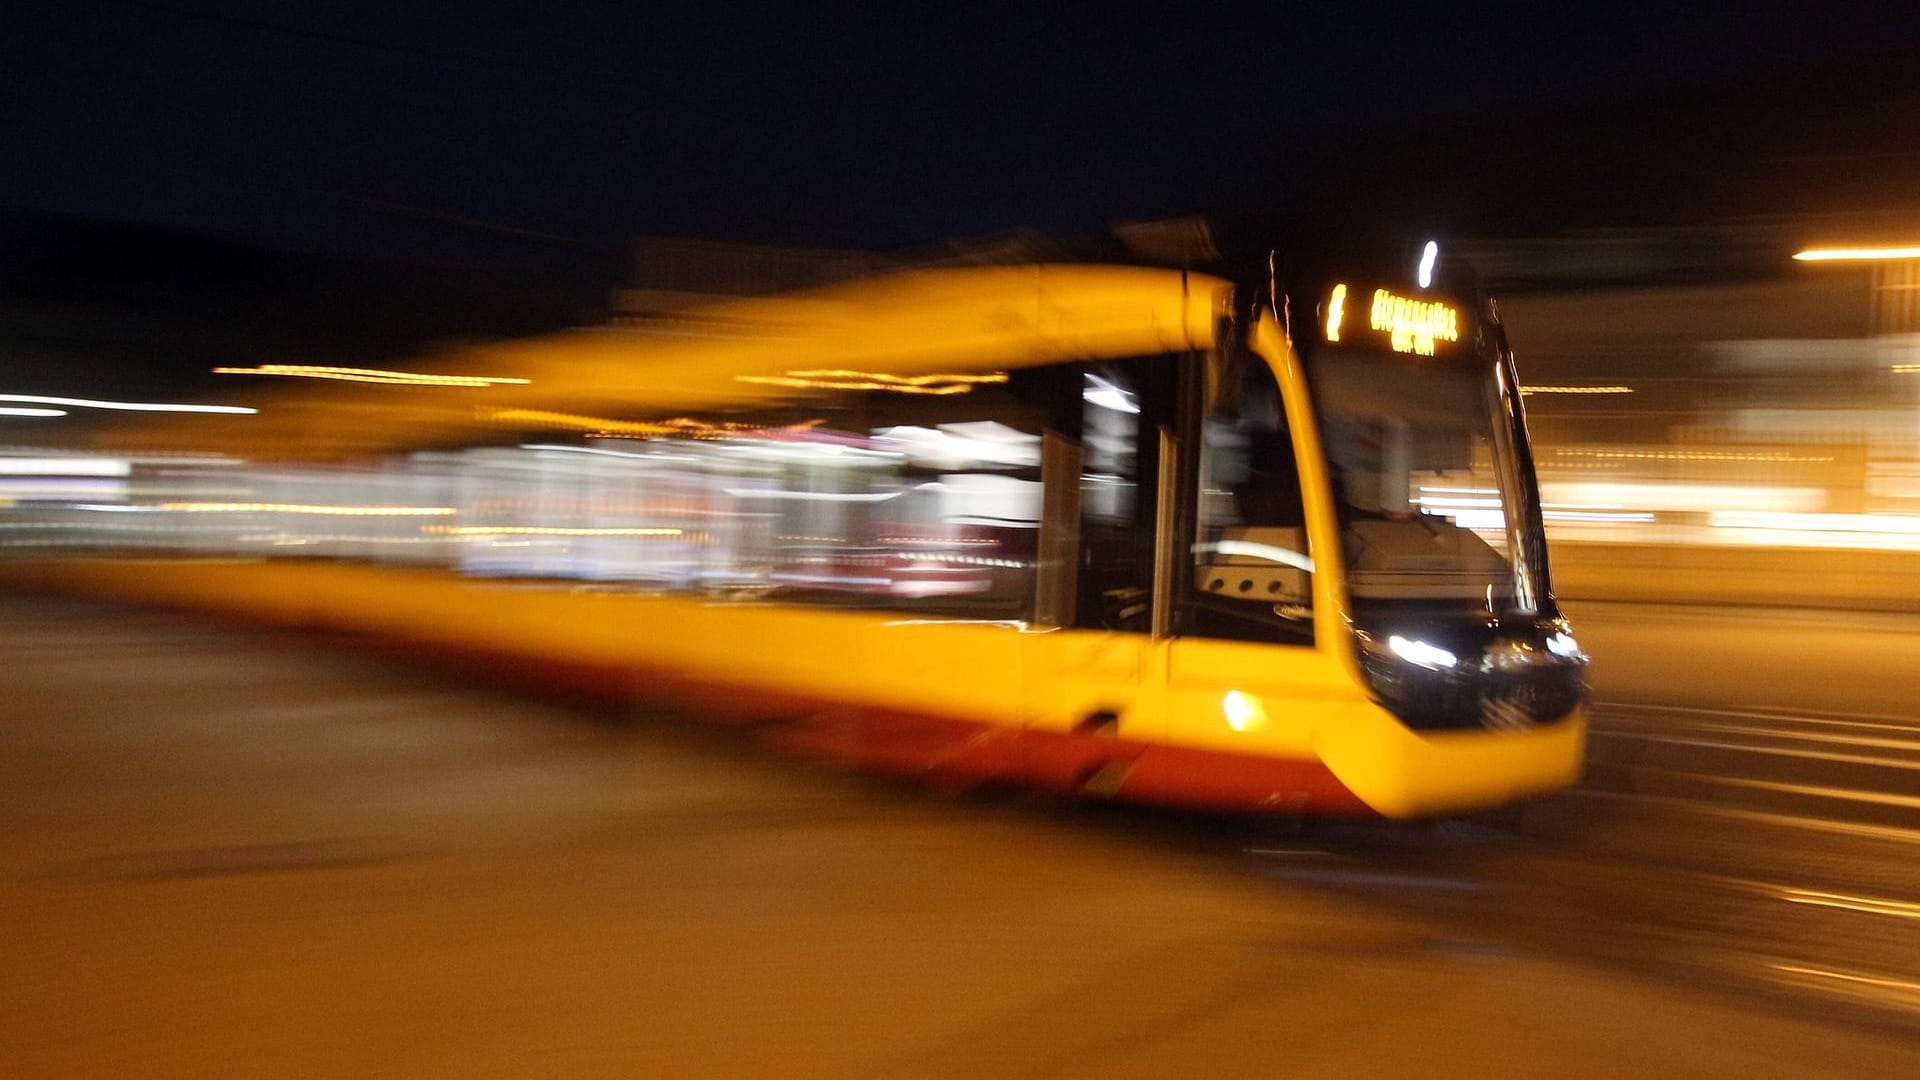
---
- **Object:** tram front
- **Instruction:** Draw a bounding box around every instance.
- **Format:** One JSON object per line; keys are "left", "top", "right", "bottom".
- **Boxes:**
{"left": 1300, "top": 271, "right": 1590, "bottom": 737}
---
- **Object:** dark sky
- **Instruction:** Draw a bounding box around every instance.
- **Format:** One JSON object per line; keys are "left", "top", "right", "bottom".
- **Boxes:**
{"left": 7, "top": 2, "right": 1920, "bottom": 258}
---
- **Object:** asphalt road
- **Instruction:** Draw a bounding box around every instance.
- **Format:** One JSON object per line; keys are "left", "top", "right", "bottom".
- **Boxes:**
{"left": 3, "top": 593, "right": 1918, "bottom": 1077}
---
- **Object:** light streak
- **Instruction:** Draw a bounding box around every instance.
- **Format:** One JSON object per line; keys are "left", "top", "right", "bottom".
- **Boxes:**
{"left": 0, "top": 458, "right": 131, "bottom": 477}
{"left": 157, "top": 502, "right": 455, "bottom": 516}
{"left": 1417, "top": 240, "right": 1438, "bottom": 289}
{"left": 1793, "top": 246, "right": 1920, "bottom": 261}
{"left": 1553, "top": 448, "right": 1834, "bottom": 463}
{"left": 0, "top": 407, "right": 66, "bottom": 417}
{"left": 722, "top": 488, "right": 902, "bottom": 502}
{"left": 1520, "top": 385, "right": 1634, "bottom": 395}
{"left": 488, "top": 409, "right": 822, "bottom": 439}
{"left": 0, "top": 394, "right": 255, "bottom": 415}
{"left": 736, "top": 370, "right": 1008, "bottom": 395}
{"left": 425, "top": 525, "right": 685, "bottom": 537}
{"left": 1196, "top": 539, "right": 1316, "bottom": 572}
{"left": 214, "top": 364, "right": 529, "bottom": 387}
{"left": 1325, "top": 283, "right": 1346, "bottom": 342}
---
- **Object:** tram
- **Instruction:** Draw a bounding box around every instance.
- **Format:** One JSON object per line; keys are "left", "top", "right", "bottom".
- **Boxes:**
{"left": 10, "top": 243, "right": 1588, "bottom": 817}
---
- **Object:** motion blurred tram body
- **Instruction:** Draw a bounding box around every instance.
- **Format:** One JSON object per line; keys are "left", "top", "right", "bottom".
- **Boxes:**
{"left": 23, "top": 248, "right": 1588, "bottom": 817}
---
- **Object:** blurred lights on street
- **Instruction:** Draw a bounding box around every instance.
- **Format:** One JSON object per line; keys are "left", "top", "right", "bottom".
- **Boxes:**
{"left": 0, "top": 394, "right": 257, "bottom": 414}
{"left": 155, "top": 502, "right": 456, "bottom": 516}
{"left": 0, "top": 458, "right": 132, "bottom": 477}
{"left": 1777, "top": 888, "right": 1920, "bottom": 920}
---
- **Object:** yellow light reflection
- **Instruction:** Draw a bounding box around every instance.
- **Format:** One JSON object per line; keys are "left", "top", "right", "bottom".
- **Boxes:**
{"left": 1793, "top": 246, "right": 1920, "bottom": 262}
{"left": 424, "top": 525, "right": 686, "bottom": 537}
{"left": 1553, "top": 449, "right": 1835, "bottom": 463}
{"left": 1893, "top": 364, "right": 1920, "bottom": 374}
{"left": 1222, "top": 690, "right": 1266, "bottom": 732}
{"left": 157, "top": 503, "right": 456, "bottom": 516}
{"left": 736, "top": 370, "right": 1009, "bottom": 395}
{"left": 1521, "top": 385, "right": 1634, "bottom": 395}
{"left": 1325, "top": 283, "right": 1347, "bottom": 342}
{"left": 488, "top": 409, "right": 824, "bottom": 439}
{"left": 1779, "top": 887, "right": 1920, "bottom": 920}
{"left": 214, "top": 364, "right": 529, "bottom": 387}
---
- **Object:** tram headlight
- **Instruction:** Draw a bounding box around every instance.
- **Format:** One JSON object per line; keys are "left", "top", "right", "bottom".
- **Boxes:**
{"left": 1385, "top": 635, "right": 1457, "bottom": 671}
{"left": 1545, "top": 631, "right": 1586, "bottom": 662}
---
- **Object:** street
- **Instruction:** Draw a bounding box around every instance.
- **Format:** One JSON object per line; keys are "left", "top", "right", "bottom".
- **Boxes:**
{"left": 2, "top": 594, "right": 1918, "bottom": 1077}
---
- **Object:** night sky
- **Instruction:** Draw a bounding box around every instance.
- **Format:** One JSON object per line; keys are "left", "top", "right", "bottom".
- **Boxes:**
{"left": 9, "top": 2, "right": 1920, "bottom": 261}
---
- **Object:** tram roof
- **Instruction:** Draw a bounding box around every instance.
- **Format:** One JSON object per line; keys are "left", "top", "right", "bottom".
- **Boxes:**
{"left": 72, "top": 263, "right": 1230, "bottom": 461}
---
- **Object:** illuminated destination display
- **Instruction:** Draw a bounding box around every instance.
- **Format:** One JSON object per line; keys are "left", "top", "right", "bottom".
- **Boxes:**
{"left": 1324, "top": 284, "right": 1465, "bottom": 357}
{"left": 1369, "top": 289, "right": 1459, "bottom": 356}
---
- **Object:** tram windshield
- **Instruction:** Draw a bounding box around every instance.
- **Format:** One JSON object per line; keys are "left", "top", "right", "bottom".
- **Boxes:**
{"left": 1308, "top": 348, "right": 1545, "bottom": 614}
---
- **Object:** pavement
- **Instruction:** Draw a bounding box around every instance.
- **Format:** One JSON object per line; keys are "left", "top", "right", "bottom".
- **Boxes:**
{"left": 3, "top": 593, "right": 1919, "bottom": 1078}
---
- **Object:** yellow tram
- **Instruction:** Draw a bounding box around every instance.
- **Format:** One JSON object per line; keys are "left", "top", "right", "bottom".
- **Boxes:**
{"left": 9, "top": 248, "right": 1587, "bottom": 816}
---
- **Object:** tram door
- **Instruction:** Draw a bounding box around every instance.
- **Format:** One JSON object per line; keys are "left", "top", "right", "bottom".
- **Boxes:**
{"left": 1160, "top": 331, "right": 1355, "bottom": 786}
{"left": 1025, "top": 355, "right": 1182, "bottom": 786}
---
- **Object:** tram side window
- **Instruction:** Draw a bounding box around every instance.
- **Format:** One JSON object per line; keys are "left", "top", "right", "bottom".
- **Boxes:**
{"left": 1184, "top": 350, "right": 1315, "bottom": 645}
{"left": 729, "top": 367, "right": 1064, "bottom": 619}
{"left": 1078, "top": 355, "right": 1181, "bottom": 632}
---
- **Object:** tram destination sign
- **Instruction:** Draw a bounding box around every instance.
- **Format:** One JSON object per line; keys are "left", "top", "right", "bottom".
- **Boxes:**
{"left": 1323, "top": 282, "right": 1467, "bottom": 358}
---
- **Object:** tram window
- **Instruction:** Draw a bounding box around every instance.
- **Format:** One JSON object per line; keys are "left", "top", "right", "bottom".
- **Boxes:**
{"left": 702, "top": 368, "right": 1067, "bottom": 619}
{"left": 1183, "top": 349, "right": 1315, "bottom": 645}
{"left": 1077, "top": 356, "right": 1181, "bottom": 632}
